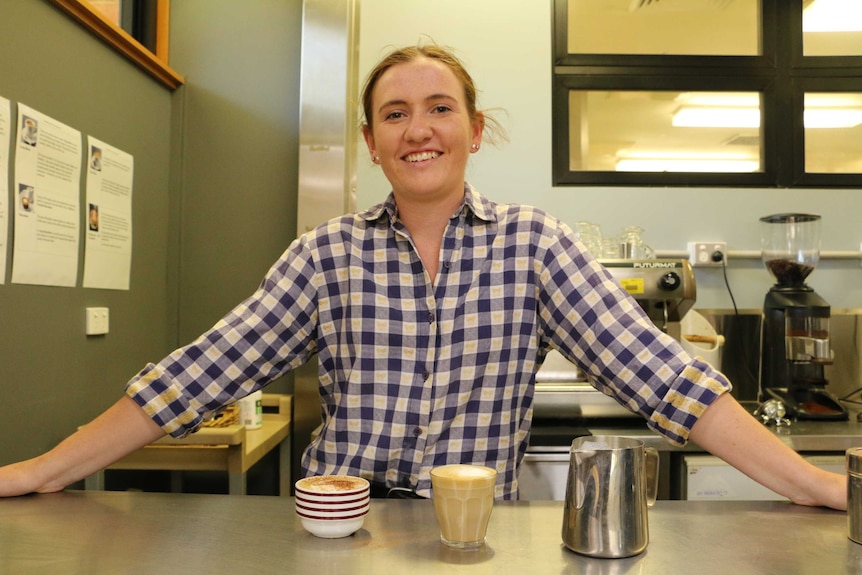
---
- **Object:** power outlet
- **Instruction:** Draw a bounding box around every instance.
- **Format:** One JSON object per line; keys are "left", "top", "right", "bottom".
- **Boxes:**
{"left": 688, "top": 242, "right": 727, "bottom": 267}
{"left": 86, "top": 307, "right": 110, "bottom": 335}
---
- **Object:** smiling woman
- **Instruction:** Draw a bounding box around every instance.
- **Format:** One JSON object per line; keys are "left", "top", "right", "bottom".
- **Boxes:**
{"left": 46, "top": 0, "right": 183, "bottom": 90}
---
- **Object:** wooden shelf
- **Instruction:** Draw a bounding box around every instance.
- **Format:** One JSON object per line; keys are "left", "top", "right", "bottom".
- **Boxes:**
{"left": 85, "top": 394, "right": 292, "bottom": 495}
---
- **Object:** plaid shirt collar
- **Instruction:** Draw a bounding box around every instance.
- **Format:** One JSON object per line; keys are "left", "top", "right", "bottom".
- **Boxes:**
{"left": 358, "top": 183, "right": 498, "bottom": 227}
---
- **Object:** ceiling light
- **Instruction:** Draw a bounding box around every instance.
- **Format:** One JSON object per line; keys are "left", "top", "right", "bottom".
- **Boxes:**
{"left": 672, "top": 106, "right": 761, "bottom": 128}
{"left": 616, "top": 158, "right": 759, "bottom": 172}
{"left": 673, "top": 104, "right": 862, "bottom": 129}
{"left": 616, "top": 152, "right": 759, "bottom": 173}
{"left": 806, "top": 94, "right": 862, "bottom": 107}
{"left": 804, "top": 109, "right": 862, "bottom": 128}
{"left": 803, "top": 0, "right": 862, "bottom": 32}
{"left": 675, "top": 92, "right": 760, "bottom": 107}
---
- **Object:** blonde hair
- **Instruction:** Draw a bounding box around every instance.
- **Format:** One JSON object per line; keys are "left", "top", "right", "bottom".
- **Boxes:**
{"left": 360, "top": 44, "right": 508, "bottom": 145}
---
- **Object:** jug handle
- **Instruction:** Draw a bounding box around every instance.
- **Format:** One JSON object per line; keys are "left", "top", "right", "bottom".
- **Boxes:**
{"left": 645, "top": 447, "right": 659, "bottom": 507}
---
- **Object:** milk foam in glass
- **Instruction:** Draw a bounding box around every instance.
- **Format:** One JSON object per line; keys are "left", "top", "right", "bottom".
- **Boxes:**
{"left": 430, "top": 464, "right": 497, "bottom": 549}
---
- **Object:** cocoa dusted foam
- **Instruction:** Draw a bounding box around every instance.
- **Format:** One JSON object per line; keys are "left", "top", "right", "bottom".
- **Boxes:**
{"left": 297, "top": 475, "right": 368, "bottom": 493}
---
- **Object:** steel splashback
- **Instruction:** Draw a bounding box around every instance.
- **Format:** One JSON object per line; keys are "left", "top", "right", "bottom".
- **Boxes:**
{"left": 534, "top": 350, "right": 633, "bottom": 420}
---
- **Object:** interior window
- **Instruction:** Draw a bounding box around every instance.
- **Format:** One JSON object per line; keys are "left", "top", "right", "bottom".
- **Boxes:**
{"left": 567, "top": 0, "right": 761, "bottom": 56}
{"left": 553, "top": 0, "right": 862, "bottom": 187}
{"left": 569, "top": 90, "right": 762, "bottom": 173}
{"left": 804, "top": 92, "right": 862, "bottom": 173}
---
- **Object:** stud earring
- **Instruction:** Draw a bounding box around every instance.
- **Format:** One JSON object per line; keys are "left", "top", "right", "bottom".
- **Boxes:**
{"left": 372, "top": 155, "right": 380, "bottom": 163}
{"left": 471, "top": 144, "right": 480, "bottom": 151}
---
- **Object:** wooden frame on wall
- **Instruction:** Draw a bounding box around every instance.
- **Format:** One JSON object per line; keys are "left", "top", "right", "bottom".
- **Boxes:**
{"left": 46, "top": 0, "right": 184, "bottom": 90}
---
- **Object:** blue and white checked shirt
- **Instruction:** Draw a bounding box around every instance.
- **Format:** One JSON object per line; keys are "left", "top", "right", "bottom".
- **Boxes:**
{"left": 126, "top": 184, "right": 730, "bottom": 499}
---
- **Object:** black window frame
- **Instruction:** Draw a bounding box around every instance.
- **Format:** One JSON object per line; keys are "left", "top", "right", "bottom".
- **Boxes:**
{"left": 552, "top": 0, "right": 862, "bottom": 188}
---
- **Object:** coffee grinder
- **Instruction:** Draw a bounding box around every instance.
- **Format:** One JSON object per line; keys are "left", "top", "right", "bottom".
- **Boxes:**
{"left": 759, "top": 213, "right": 847, "bottom": 420}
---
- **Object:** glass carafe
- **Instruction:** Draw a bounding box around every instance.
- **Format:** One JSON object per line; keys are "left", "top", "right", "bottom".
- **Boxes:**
{"left": 573, "top": 221, "right": 604, "bottom": 258}
{"left": 619, "top": 226, "right": 655, "bottom": 259}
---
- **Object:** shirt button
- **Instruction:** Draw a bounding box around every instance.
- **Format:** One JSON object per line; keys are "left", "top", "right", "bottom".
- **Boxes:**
{"left": 443, "top": 262, "right": 451, "bottom": 270}
{"left": 422, "top": 371, "right": 430, "bottom": 381}
{"left": 428, "top": 312, "right": 435, "bottom": 323}
{"left": 413, "top": 427, "right": 422, "bottom": 437}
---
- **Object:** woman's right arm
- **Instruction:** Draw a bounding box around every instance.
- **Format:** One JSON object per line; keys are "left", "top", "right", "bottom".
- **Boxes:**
{"left": 0, "top": 395, "right": 165, "bottom": 497}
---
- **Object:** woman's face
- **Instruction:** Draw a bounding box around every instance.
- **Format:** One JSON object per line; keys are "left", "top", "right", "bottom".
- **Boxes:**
{"left": 363, "top": 57, "right": 483, "bottom": 205}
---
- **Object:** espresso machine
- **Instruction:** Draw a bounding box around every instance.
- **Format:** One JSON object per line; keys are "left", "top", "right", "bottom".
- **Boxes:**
{"left": 758, "top": 213, "right": 847, "bottom": 420}
{"left": 600, "top": 259, "right": 696, "bottom": 341}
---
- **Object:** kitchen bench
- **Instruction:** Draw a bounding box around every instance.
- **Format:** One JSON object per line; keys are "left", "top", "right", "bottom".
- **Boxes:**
{"left": 83, "top": 393, "right": 292, "bottom": 496}
{"left": 522, "top": 411, "right": 862, "bottom": 501}
{"left": 0, "top": 490, "right": 857, "bottom": 574}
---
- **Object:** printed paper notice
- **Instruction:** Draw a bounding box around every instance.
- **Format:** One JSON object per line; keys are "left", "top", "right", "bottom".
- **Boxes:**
{"left": 83, "top": 137, "right": 133, "bottom": 290}
{"left": 11, "top": 105, "right": 82, "bottom": 287}
{"left": 0, "top": 97, "right": 10, "bottom": 284}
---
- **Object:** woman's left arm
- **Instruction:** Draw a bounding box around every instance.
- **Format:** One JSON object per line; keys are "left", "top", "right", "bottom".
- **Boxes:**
{"left": 689, "top": 392, "right": 847, "bottom": 511}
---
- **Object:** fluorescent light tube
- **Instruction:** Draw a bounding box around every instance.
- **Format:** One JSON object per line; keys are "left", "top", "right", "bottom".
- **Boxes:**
{"left": 804, "top": 109, "right": 862, "bottom": 128}
{"left": 803, "top": 0, "right": 862, "bottom": 32}
{"left": 616, "top": 158, "right": 759, "bottom": 172}
{"left": 672, "top": 106, "right": 761, "bottom": 128}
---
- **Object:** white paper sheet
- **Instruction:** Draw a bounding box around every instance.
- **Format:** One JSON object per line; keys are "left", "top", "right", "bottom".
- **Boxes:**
{"left": 0, "top": 97, "right": 10, "bottom": 284}
{"left": 82, "top": 137, "right": 133, "bottom": 290}
{"left": 11, "top": 105, "right": 82, "bottom": 287}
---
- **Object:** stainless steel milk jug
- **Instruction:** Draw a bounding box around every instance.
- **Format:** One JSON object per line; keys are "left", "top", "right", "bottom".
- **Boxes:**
{"left": 848, "top": 447, "right": 862, "bottom": 544}
{"left": 562, "top": 435, "right": 659, "bottom": 558}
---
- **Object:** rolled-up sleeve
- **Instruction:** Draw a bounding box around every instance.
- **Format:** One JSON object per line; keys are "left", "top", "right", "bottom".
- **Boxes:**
{"left": 536, "top": 221, "right": 731, "bottom": 446}
{"left": 126, "top": 238, "right": 320, "bottom": 438}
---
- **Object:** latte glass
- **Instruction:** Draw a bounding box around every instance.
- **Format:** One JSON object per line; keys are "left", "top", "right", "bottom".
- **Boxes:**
{"left": 430, "top": 464, "right": 497, "bottom": 549}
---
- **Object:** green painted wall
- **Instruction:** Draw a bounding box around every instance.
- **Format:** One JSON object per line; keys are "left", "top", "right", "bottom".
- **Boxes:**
{"left": 170, "top": 1, "right": 301, "bottom": 344}
{"left": 0, "top": 0, "right": 301, "bottom": 471}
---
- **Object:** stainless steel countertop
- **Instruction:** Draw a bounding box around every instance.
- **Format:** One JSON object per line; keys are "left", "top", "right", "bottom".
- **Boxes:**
{"left": 1, "top": 490, "right": 860, "bottom": 574}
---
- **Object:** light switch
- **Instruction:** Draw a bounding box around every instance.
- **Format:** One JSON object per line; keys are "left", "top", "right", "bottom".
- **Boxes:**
{"left": 86, "top": 307, "right": 110, "bottom": 335}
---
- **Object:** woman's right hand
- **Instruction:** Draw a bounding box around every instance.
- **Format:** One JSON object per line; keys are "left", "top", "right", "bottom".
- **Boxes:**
{"left": 0, "top": 395, "right": 165, "bottom": 498}
{"left": 0, "top": 458, "right": 58, "bottom": 497}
